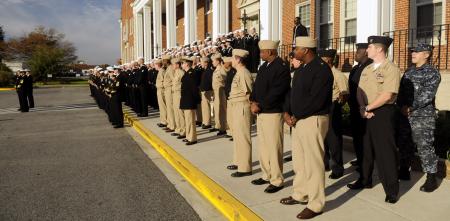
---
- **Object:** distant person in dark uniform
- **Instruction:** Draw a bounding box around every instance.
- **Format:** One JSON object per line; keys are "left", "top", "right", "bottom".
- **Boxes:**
{"left": 15, "top": 70, "right": 29, "bottom": 112}
{"left": 137, "top": 58, "right": 149, "bottom": 117}
{"left": 348, "top": 43, "right": 372, "bottom": 171}
{"left": 24, "top": 69, "right": 34, "bottom": 108}
{"left": 292, "top": 17, "right": 308, "bottom": 46}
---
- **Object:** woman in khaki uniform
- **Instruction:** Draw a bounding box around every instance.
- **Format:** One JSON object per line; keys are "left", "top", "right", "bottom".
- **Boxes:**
{"left": 163, "top": 55, "right": 176, "bottom": 132}
{"left": 229, "top": 49, "right": 254, "bottom": 178}
{"left": 154, "top": 59, "right": 167, "bottom": 128}
{"left": 171, "top": 58, "right": 186, "bottom": 139}
{"left": 211, "top": 53, "right": 228, "bottom": 136}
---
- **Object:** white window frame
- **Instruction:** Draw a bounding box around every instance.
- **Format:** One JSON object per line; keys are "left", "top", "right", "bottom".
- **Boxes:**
{"left": 339, "top": 0, "right": 356, "bottom": 37}
{"left": 410, "top": 0, "right": 447, "bottom": 44}
{"left": 318, "top": 0, "right": 334, "bottom": 48}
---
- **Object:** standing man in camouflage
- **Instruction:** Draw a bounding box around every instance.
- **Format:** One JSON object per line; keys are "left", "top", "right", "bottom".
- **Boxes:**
{"left": 396, "top": 43, "right": 441, "bottom": 192}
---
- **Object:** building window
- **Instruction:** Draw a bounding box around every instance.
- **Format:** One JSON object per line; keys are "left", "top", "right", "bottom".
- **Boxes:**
{"left": 319, "top": 0, "right": 333, "bottom": 48}
{"left": 344, "top": 0, "right": 356, "bottom": 44}
{"left": 416, "top": 0, "right": 443, "bottom": 40}
{"left": 296, "top": 2, "right": 311, "bottom": 35}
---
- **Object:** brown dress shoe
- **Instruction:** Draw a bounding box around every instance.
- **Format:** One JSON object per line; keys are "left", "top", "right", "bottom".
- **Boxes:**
{"left": 297, "top": 208, "right": 322, "bottom": 219}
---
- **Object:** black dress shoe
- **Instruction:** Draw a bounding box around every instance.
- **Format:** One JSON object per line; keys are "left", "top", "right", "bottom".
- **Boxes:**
{"left": 186, "top": 141, "right": 197, "bottom": 146}
{"left": 227, "top": 165, "right": 238, "bottom": 170}
{"left": 217, "top": 131, "right": 227, "bottom": 136}
{"left": 157, "top": 123, "right": 167, "bottom": 128}
{"left": 251, "top": 178, "right": 270, "bottom": 185}
{"left": 196, "top": 121, "right": 202, "bottom": 127}
{"left": 347, "top": 180, "right": 372, "bottom": 190}
{"left": 264, "top": 184, "right": 284, "bottom": 193}
{"left": 297, "top": 208, "right": 322, "bottom": 219}
{"left": 182, "top": 139, "right": 189, "bottom": 142}
{"left": 165, "top": 129, "right": 175, "bottom": 133}
{"left": 140, "top": 114, "right": 148, "bottom": 117}
{"left": 177, "top": 135, "right": 186, "bottom": 139}
{"left": 209, "top": 128, "right": 219, "bottom": 132}
{"left": 229, "top": 138, "right": 233, "bottom": 141}
{"left": 284, "top": 156, "right": 292, "bottom": 162}
{"left": 202, "top": 125, "right": 212, "bottom": 129}
{"left": 231, "top": 171, "right": 252, "bottom": 177}
{"left": 385, "top": 195, "right": 398, "bottom": 204}
{"left": 329, "top": 172, "right": 344, "bottom": 179}
{"left": 113, "top": 125, "right": 124, "bottom": 128}
{"left": 171, "top": 133, "right": 179, "bottom": 136}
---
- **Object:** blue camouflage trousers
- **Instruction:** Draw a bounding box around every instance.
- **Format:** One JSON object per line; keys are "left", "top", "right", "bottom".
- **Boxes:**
{"left": 411, "top": 116, "right": 438, "bottom": 173}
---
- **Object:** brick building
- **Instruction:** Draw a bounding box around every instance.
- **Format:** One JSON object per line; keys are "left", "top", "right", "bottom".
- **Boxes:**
{"left": 120, "top": 0, "right": 449, "bottom": 71}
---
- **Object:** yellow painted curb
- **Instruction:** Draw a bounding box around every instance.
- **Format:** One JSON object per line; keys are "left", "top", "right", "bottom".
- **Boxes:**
{"left": 0, "top": 88, "right": 14, "bottom": 91}
{"left": 123, "top": 111, "right": 263, "bottom": 221}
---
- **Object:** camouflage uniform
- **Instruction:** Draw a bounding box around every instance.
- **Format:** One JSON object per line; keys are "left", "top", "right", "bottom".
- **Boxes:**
{"left": 397, "top": 57, "right": 441, "bottom": 173}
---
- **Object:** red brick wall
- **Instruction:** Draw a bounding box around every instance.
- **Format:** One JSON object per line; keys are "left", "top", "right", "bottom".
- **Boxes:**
{"left": 333, "top": 0, "right": 340, "bottom": 38}
{"left": 310, "top": 0, "right": 317, "bottom": 39}
{"left": 230, "top": 0, "right": 241, "bottom": 31}
{"left": 176, "top": 3, "right": 184, "bottom": 46}
{"left": 120, "top": 0, "right": 135, "bottom": 62}
{"left": 394, "top": 0, "right": 410, "bottom": 30}
{"left": 446, "top": 0, "right": 450, "bottom": 24}
{"left": 196, "top": 0, "right": 213, "bottom": 40}
{"left": 282, "top": 0, "right": 296, "bottom": 45}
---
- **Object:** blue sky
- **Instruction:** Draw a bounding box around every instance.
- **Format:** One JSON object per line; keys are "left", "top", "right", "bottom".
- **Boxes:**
{"left": 0, "top": 0, "right": 121, "bottom": 65}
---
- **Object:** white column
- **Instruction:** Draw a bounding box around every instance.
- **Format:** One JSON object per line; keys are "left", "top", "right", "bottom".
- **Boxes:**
{"left": 119, "top": 20, "right": 123, "bottom": 63}
{"left": 184, "top": 0, "right": 197, "bottom": 45}
{"left": 153, "top": 0, "right": 163, "bottom": 56}
{"left": 143, "top": 5, "right": 153, "bottom": 61}
{"left": 260, "top": 0, "right": 281, "bottom": 40}
{"left": 212, "top": 0, "right": 229, "bottom": 40}
{"left": 356, "top": 0, "right": 392, "bottom": 43}
{"left": 165, "top": 0, "right": 177, "bottom": 48}
{"left": 135, "top": 12, "right": 144, "bottom": 59}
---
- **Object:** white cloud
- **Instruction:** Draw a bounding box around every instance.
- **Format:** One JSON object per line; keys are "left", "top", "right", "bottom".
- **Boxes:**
{"left": 0, "top": 0, "right": 120, "bottom": 65}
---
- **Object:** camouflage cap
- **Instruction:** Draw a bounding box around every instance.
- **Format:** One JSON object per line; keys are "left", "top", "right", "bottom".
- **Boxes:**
{"left": 411, "top": 43, "right": 433, "bottom": 52}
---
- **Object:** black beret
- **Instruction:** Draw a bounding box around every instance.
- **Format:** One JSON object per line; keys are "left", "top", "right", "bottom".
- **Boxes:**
{"left": 368, "top": 36, "right": 393, "bottom": 47}
{"left": 318, "top": 49, "right": 337, "bottom": 58}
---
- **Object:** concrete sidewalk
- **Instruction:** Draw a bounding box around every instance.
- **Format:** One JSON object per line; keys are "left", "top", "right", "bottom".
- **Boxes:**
{"left": 128, "top": 109, "right": 450, "bottom": 221}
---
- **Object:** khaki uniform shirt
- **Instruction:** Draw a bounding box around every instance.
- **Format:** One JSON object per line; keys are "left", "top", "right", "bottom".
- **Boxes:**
{"left": 331, "top": 67, "right": 349, "bottom": 101}
{"left": 163, "top": 65, "right": 174, "bottom": 89}
{"left": 229, "top": 66, "right": 254, "bottom": 102}
{"left": 156, "top": 68, "right": 165, "bottom": 89}
{"left": 358, "top": 60, "right": 401, "bottom": 105}
{"left": 212, "top": 65, "right": 227, "bottom": 90}
{"left": 172, "top": 68, "right": 185, "bottom": 92}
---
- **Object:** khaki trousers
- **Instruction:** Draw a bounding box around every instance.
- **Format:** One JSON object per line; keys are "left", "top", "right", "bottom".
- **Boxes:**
{"left": 291, "top": 115, "right": 329, "bottom": 213}
{"left": 164, "top": 88, "right": 175, "bottom": 130}
{"left": 257, "top": 113, "right": 284, "bottom": 187}
{"left": 201, "top": 91, "right": 213, "bottom": 126}
{"left": 184, "top": 109, "right": 197, "bottom": 142}
{"left": 172, "top": 91, "right": 185, "bottom": 136}
{"left": 226, "top": 100, "right": 233, "bottom": 137}
{"left": 231, "top": 101, "right": 252, "bottom": 172}
{"left": 156, "top": 89, "right": 167, "bottom": 125}
{"left": 213, "top": 87, "right": 227, "bottom": 131}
